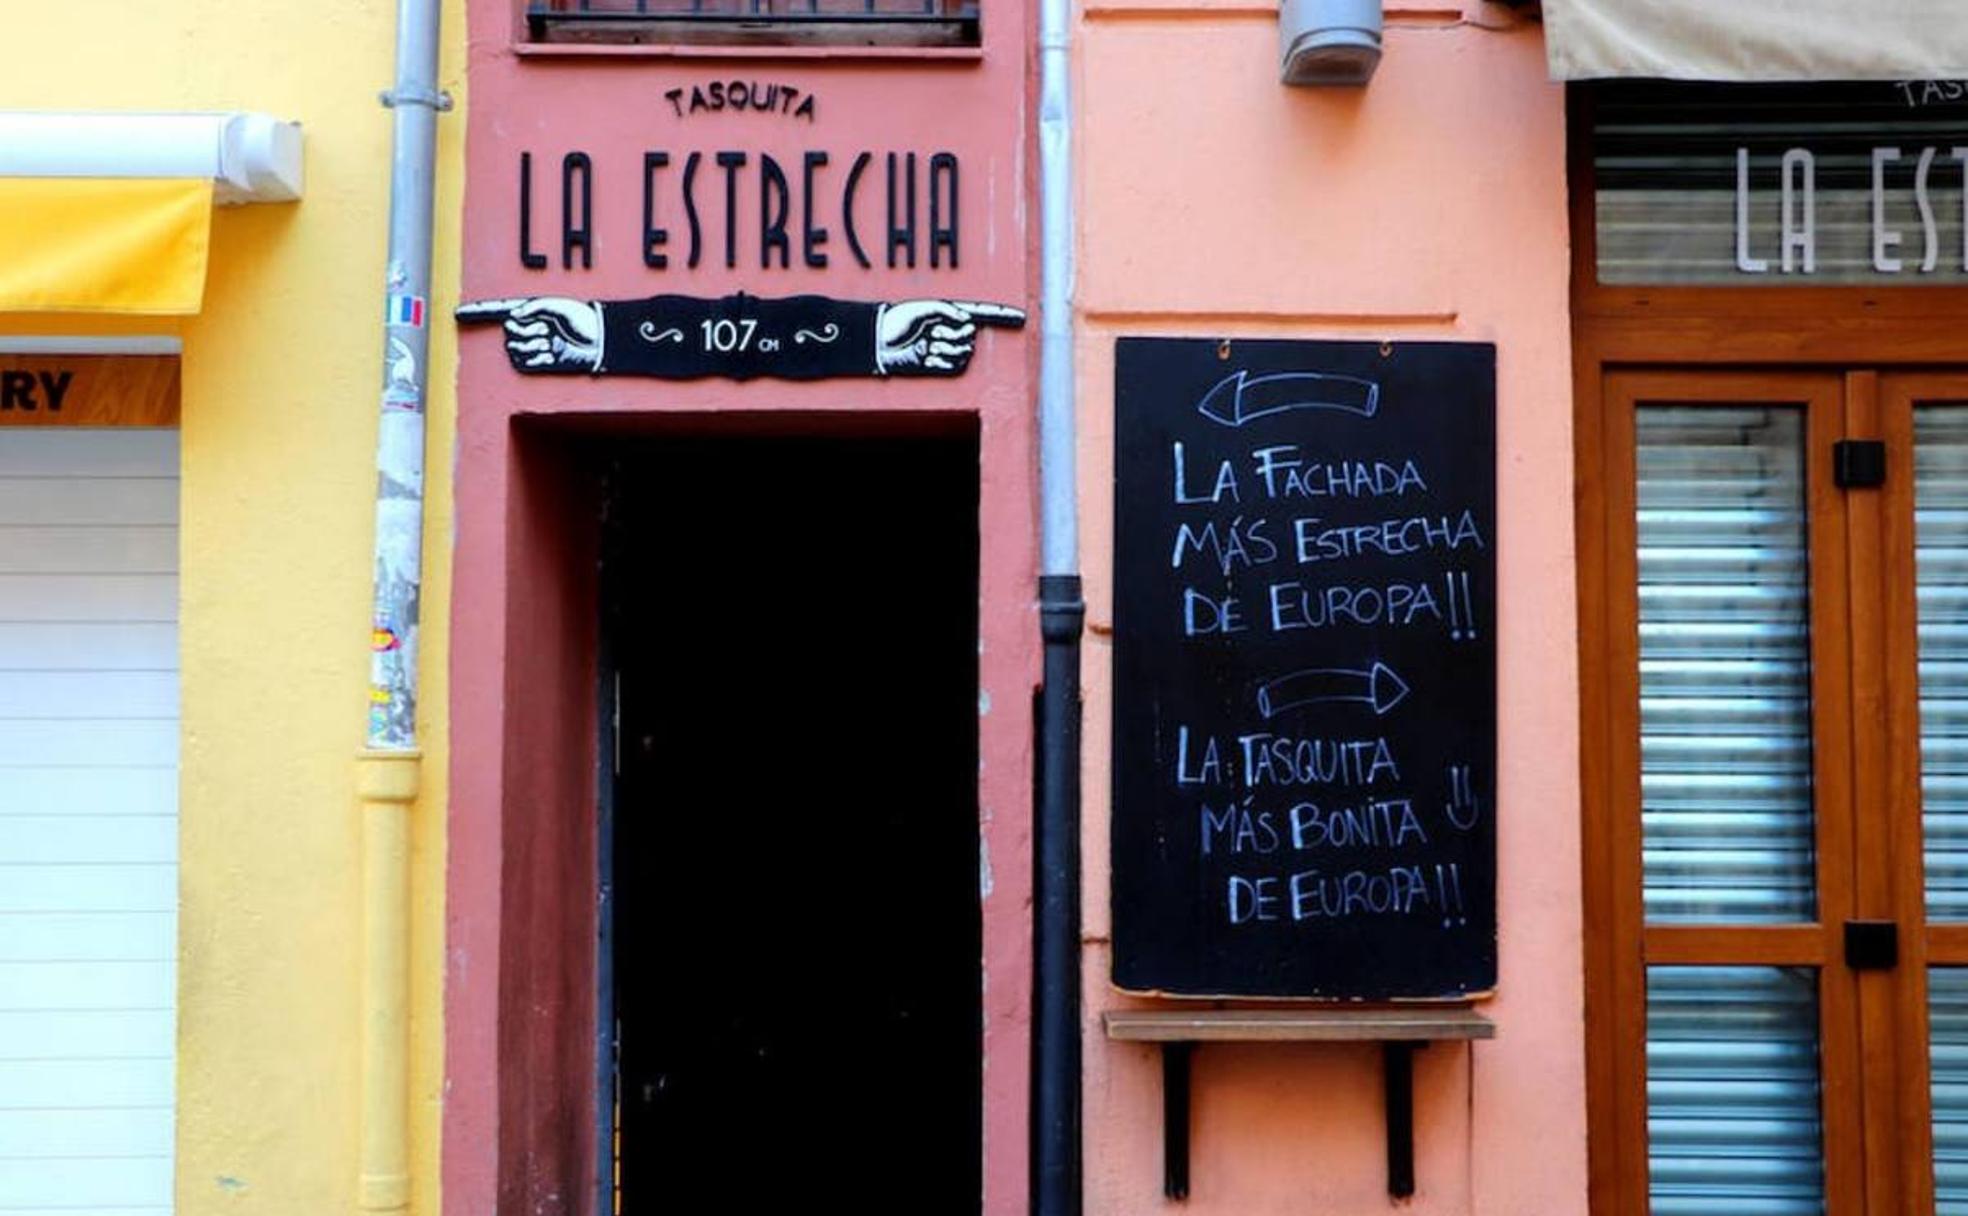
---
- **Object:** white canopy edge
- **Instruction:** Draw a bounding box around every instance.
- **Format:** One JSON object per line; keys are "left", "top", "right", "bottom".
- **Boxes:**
{"left": 0, "top": 336, "right": 183, "bottom": 355}
{"left": 1544, "top": 0, "right": 1968, "bottom": 82}
{"left": 0, "top": 113, "right": 303, "bottom": 205}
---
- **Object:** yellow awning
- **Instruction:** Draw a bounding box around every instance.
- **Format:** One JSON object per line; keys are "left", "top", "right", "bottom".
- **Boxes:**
{"left": 0, "top": 178, "right": 212, "bottom": 315}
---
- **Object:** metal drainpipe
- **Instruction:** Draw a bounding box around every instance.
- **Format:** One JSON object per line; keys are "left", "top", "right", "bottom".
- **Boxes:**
{"left": 1032, "top": 0, "right": 1083, "bottom": 1200}
{"left": 356, "top": 0, "right": 448, "bottom": 1206}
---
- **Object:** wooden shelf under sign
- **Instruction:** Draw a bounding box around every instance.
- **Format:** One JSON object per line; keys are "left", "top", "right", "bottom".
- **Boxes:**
{"left": 1104, "top": 1007, "right": 1496, "bottom": 1202}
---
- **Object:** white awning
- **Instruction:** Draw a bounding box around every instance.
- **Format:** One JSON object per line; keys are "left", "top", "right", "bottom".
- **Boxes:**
{"left": 0, "top": 113, "right": 303, "bottom": 205}
{"left": 1543, "top": 0, "right": 1968, "bottom": 82}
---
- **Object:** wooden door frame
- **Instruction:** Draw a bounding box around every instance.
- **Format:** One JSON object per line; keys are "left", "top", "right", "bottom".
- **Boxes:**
{"left": 1874, "top": 371, "right": 1968, "bottom": 1216}
{"left": 1588, "top": 369, "right": 1862, "bottom": 1216}
{"left": 1570, "top": 80, "right": 1968, "bottom": 1216}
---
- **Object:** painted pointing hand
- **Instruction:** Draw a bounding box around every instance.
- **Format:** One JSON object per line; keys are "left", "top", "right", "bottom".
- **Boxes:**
{"left": 456, "top": 297, "right": 604, "bottom": 372}
{"left": 875, "top": 299, "right": 1026, "bottom": 376}
{"left": 459, "top": 293, "right": 1026, "bottom": 379}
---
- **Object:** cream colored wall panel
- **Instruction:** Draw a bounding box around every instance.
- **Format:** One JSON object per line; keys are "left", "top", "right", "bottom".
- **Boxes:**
{"left": 0, "top": 672, "right": 176, "bottom": 719}
{"left": 0, "top": 1058, "right": 173, "bottom": 1109}
{"left": 0, "top": 1010, "right": 173, "bottom": 1060}
{"left": 1, "top": 1208, "right": 167, "bottom": 1216}
{"left": 0, "top": 624, "right": 174, "bottom": 671}
{"left": 0, "top": 1108, "right": 172, "bottom": 1158}
{"left": 0, "top": 575, "right": 175, "bottom": 622}
{"left": 0, "top": 527, "right": 177, "bottom": 575}
{"left": 0, "top": 478, "right": 177, "bottom": 527}
{"left": 0, "top": 865, "right": 174, "bottom": 915}
{"left": 0, "top": 962, "right": 174, "bottom": 1013}
{"left": 0, "top": 816, "right": 176, "bottom": 864}
{"left": 0, "top": 769, "right": 174, "bottom": 817}
{"left": 0, "top": 721, "right": 177, "bottom": 766}
{"left": 0, "top": 914, "right": 174, "bottom": 962}
{"left": 0, "top": 1156, "right": 172, "bottom": 1210}
{"left": 0, "top": 429, "right": 181, "bottom": 477}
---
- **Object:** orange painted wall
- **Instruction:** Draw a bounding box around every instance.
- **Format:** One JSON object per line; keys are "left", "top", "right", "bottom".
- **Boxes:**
{"left": 1074, "top": 5, "right": 1586, "bottom": 1212}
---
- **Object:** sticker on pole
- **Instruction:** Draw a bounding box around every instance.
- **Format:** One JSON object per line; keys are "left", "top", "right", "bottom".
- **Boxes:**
{"left": 387, "top": 294, "right": 427, "bottom": 328}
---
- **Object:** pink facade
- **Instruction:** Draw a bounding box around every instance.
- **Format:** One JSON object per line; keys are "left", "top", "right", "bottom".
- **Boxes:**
{"left": 1075, "top": 6, "right": 1585, "bottom": 1213}
{"left": 444, "top": 4, "right": 1037, "bottom": 1213}
{"left": 444, "top": 1, "right": 1583, "bottom": 1213}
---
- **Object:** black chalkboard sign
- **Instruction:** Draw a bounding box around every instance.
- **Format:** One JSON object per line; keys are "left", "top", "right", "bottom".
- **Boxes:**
{"left": 1112, "top": 338, "right": 1496, "bottom": 999}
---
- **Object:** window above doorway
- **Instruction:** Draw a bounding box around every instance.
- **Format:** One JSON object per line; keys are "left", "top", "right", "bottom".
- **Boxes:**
{"left": 1581, "top": 81, "right": 1968, "bottom": 298}
{"left": 524, "top": 0, "right": 981, "bottom": 50}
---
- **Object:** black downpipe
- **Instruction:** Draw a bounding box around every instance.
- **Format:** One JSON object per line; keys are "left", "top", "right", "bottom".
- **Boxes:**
{"left": 1033, "top": 573, "right": 1085, "bottom": 1216}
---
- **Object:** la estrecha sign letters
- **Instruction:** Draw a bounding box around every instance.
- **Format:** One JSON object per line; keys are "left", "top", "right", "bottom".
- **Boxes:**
{"left": 464, "top": 82, "right": 1024, "bottom": 382}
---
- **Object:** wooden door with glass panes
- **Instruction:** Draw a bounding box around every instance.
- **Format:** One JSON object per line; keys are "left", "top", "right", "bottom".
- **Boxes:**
{"left": 1883, "top": 373, "right": 1968, "bottom": 1216}
{"left": 1587, "top": 369, "right": 1968, "bottom": 1216}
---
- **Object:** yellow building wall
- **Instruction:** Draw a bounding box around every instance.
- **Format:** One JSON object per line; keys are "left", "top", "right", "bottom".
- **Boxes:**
{"left": 0, "top": 2, "right": 464, "bottom": 1212}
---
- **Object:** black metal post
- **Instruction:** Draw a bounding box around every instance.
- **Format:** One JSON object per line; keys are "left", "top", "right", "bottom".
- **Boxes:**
{"left": 1384, "top": 1042, "right": 1416, "bottom": 1199}
{"left": 1033, "top": 573, "right": 1085, "bottom": 1216}
{"left": 1162, "top": 1042, "right": 1193, "bottom": 1201}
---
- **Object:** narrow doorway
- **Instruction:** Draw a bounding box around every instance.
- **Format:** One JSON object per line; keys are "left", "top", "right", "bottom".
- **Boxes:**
{"left": 603, "top": 429, "right": 983, "bottom": 1212}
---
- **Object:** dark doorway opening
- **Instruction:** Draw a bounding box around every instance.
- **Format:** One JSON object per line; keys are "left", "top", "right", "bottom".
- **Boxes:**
{"left": 603, "top": 429, "right": 983, "bottom": 1213}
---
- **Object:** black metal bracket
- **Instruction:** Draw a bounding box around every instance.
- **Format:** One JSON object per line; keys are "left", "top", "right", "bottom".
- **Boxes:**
{"left": 1155, "top": 1040, "right": 1423, "bottom": 1201}
{"left": 1844, "top": 919, "right": 1899, "bottom": 970}
{"left": 1834, "top": 439, "right": 1887, "bottom": 489}
{"left": 1384, "top": 1042, "right": 1416, "bottom": 1198}
{"left": 1162, "top": 1041, "right": 1193, "bottom": 1200}
{"left": 1109, "top": 1008, "right": 1492, "bottom": 1202}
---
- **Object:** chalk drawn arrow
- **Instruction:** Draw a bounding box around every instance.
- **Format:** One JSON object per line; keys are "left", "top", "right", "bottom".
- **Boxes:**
{"left": 1256, "top": 662, "right": 1410, "bottom": 719}
{"left": 1197, "top": 369, "right": 1380, "bottom": 428}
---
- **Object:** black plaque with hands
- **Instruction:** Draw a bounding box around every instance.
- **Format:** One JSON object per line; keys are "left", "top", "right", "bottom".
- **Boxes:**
{"left": 457, "top": 291, "right": 1024, "bottom": 381}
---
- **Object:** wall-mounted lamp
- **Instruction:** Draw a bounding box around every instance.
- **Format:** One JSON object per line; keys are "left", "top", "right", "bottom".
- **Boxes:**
{"left": 1280, "top": 0, "right": 1382, "bottom": 86}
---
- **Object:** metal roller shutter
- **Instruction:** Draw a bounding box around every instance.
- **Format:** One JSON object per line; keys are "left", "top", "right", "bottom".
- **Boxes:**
{"left": 1635, "top": 405, "right": 1828, "bottom": 1214}
{"left": 0, "top": 428, "right": 178, "bottom": 1216}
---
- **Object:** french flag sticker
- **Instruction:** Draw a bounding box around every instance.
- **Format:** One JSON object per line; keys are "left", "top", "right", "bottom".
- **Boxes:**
{"left": 388, "top": 294, "right": 427, "bottom": 328}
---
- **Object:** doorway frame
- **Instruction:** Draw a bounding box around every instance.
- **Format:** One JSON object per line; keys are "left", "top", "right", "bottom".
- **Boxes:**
{"left": 443, "top": 406, "right": 1035, "bottom": 1216}
{"left": 1569, "top": 81, "right": 1968, "bottom": 1216}
{"left": 593, "top": 426, "right": 986, "bottom": 1214}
